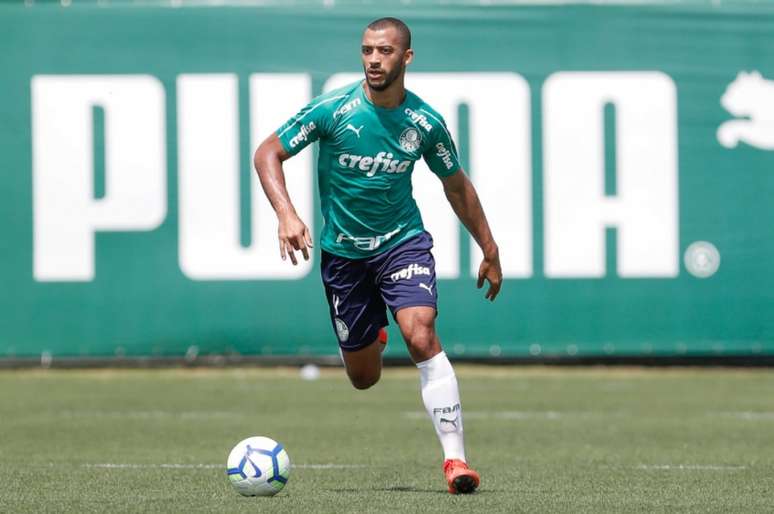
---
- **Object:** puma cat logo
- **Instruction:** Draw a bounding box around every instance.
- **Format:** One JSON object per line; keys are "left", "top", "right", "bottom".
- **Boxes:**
{"left": 418, "top": 283, "right": 433, "bottom": 295}
{"left": 345, "top": 124, "right": 364, "bottom": 138}
{"left": 439, "top": 415, "right": 459, "bottom": 433}
{"left": 718, "top": 70, "right": 774, "bottom": 150}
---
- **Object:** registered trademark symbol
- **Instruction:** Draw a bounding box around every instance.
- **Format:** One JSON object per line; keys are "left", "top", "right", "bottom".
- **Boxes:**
{"left": 684, "top": 241, "right": 720, "bottom": 278}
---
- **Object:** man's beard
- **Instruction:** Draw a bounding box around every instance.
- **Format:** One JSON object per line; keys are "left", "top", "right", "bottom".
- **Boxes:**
{"left": 365, "top": 62, "right": 404, "bottom": 92}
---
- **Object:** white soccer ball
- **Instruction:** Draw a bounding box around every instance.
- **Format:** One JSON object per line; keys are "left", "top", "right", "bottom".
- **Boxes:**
{"left": 299, "top": 363, "right": 321, "bottom": 381}
{"left": 226, "top": 436, "right": 291, "bottom": 496}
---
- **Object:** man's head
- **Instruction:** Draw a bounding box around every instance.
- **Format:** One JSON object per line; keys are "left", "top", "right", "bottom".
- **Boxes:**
{"left": 361, "top": 17, "right": 413, "bottom": 92}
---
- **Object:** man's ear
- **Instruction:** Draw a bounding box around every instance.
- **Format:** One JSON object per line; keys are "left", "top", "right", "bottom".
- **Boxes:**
{"left": 404, "top": 48, "right": 414, "bottom": 66}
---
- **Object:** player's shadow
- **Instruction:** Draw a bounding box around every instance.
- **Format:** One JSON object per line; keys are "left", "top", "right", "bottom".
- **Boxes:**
{"left": 379, "top": 485, "right": 445, "bottom": 494}
{"left": 329, "top": 486, "right": 501, "bottom": 495}
{"left": 328, "top": 486, "right": 442, "bottom": 495}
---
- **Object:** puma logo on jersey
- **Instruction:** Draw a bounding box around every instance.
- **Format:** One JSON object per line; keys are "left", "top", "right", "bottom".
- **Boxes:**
{"left": 418, "top": 283, "right": 433, "bottom": 295}
{"left": 345, "top": 124, "right": 364, "bottom": 138}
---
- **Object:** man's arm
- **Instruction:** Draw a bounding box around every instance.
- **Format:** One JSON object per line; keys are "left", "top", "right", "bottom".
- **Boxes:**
{"left": 441, "top": 169, "right": 503, "bottom": 301}
{"left": 253, "top": 133, "right": 312, "bottom": 265}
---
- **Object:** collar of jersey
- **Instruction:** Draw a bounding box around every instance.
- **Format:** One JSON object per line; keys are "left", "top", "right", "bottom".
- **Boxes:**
{"left": 358, "top": 80, "right": 408, "bottom": 113}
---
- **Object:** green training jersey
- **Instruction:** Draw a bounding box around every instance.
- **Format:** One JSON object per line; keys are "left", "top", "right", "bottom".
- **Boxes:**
{"left": 275, "top": 80, "right": 461, "bottom": 259}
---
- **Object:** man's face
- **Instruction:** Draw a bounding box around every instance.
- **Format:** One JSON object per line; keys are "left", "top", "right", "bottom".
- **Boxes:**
{"left": 361, "top": 27, "right": 412, "bottom": 92}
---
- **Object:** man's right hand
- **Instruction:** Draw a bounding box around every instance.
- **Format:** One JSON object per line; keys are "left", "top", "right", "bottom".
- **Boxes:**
{"left": 254, "top": 133, "right": 311, "bottom": 266}
{"left": 278, "top": 213, "right": 313, "bottom": 265}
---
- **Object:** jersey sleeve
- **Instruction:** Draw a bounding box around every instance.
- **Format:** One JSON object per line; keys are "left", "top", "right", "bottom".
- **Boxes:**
{"left": 275, "top": 95, "right": 334, "bottom": 156}
{"left": 422, "top": 115, "right": 461, "bottom": 178}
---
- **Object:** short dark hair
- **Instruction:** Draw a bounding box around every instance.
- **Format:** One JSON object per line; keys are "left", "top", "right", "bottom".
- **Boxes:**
{"left": 366, "top": 17, "right": 411, "bottom": 50}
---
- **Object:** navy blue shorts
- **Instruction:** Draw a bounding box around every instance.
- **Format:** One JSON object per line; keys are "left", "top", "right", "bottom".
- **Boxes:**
{"left": 320, "top": 231, "right": 438, "bottom": 352}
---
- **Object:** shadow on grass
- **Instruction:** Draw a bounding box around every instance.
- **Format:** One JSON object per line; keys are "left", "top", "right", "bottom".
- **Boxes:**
{"left": 328, "top": 485, "right": 503, "bottom": 495}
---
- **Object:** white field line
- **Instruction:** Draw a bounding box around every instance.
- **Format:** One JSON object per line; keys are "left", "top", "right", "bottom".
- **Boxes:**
{"left": 636, "top": 464, "right": 747, "bottom": 471}
{"left": 79, "top": 463, "right": 366, "bottom": 470}
{"left": 402, "top": 410, "right": 606, "bottom": 420}
{"left": 56, "top": 410, "right": 241, "bottom": 419}
{"left": 293, "top": 464, "right": 368, "bottom": 469}
{"left": 713, "top": 411, "right": 774, "bottom": 420}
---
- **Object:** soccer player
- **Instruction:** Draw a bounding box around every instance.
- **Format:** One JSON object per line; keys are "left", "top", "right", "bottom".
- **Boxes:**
{"left": 253, "top": 17, "right": 502, "bottom": 494}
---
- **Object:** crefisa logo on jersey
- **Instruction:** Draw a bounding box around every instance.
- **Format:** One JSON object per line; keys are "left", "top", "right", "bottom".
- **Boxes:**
{"left": 404, "top": 108, "right": 433, "bottom": 132}
{"left": 435, "top": 142, "right": 454, "bottom": 170}
{"left": 338, "top": 152, "right": 412, "bottom": 177}
{"left": 399, "top": 127, "right": 422, "bottom": 152}
{"left": 289, "top": 121, "right": 316, "bottom": 148}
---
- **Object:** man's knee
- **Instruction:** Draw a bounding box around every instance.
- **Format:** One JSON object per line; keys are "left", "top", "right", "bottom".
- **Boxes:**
{"left": 399, "top": 311, "right": 440, "bottom": 361}
{"left": 406, "top": 325, "right": 435, "bottom": 354}
{"left": 341, "top": 337, "right": 383, "bottom": 390}
{"left": 347, "top": 369, "right": 380, "bottom": 390}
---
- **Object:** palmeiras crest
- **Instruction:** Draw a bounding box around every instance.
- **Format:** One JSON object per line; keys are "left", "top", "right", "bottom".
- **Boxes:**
{"left": 399, "top": 127, "right": 422, "bottom": 152}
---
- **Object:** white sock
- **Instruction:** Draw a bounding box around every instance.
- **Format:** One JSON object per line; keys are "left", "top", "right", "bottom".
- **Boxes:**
{"left": 416, "top": 351, "right": 466, "bottom": 462}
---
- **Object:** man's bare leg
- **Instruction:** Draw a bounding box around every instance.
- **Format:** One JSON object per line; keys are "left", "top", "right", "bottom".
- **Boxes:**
{"left": 340, "top": 331, "right": 387, "bottom": 390}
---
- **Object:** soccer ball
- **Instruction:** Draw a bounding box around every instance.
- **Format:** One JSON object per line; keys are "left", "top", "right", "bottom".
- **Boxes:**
{"left": 226, "top": 436, "right": 291, "bottom": 496}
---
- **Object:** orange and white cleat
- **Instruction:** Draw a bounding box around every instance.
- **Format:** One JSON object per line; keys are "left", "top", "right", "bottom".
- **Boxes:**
{"left": 443, "top": 458, "right": 480, "bottom": 494}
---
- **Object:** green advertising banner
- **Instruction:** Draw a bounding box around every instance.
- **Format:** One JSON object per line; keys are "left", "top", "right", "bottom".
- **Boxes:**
{"left": 1, "top": 3, "right": 773, "bottom": 359}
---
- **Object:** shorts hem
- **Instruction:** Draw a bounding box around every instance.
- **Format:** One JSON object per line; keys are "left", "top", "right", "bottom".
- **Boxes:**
{"left": 338, "top": 324, "right": 386, "bottom": 352}
{"left": 390, "top": 302, "right": 438, "bottom": 319}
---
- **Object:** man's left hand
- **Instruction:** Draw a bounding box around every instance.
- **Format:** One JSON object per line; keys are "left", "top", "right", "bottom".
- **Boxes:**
{"left": 477, "top": 250, "right": 502, "bottom": 301}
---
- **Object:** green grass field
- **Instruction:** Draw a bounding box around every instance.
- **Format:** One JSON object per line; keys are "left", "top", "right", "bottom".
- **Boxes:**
{"left": 1, "top": 366, "right": 773, "bottom": 513}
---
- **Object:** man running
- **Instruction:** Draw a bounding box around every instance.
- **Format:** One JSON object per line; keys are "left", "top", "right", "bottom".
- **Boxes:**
{"left": 253, "top": 17, "right": 502, "bottom": 494}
